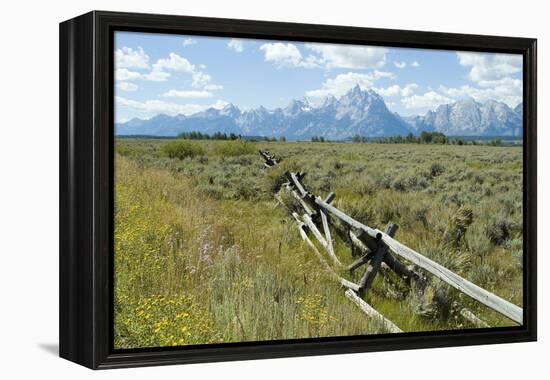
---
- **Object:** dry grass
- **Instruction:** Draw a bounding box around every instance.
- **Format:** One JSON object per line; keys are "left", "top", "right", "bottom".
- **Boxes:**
{"left": 114, "top": 139, "right": 523, "bottom": 349}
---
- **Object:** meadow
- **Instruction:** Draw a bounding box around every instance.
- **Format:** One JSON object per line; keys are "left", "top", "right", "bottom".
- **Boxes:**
{"left": 114, "top": 138, "right": 523, "bottom": 349}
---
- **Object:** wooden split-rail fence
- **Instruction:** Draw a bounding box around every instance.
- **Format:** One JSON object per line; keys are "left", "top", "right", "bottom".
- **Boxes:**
{"left": 259, "top": 149, "right": 523, "bottom": 333}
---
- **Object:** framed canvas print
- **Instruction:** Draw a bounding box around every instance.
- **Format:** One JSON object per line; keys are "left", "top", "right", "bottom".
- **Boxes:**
{"left": 59, "top": 11, "right": 537, "bottom": 369}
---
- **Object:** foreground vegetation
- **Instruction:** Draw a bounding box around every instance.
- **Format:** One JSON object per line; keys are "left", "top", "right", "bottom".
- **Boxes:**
{"left": 114, "top": 138, "right": 523, "bottom": 349}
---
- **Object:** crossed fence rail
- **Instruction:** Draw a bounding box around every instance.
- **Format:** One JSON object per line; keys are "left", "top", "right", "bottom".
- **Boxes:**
{"left": 259, "top": 149, "right": 522, "bottom": 333}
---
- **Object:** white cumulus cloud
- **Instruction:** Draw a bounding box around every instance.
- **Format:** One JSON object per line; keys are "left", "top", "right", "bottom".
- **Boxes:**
{"left": 116, "top": 96, "right": 228, "bottom": 119}
{"left": 440, "top": 79, "right": 522, "bottom": 107}
{"left": 227, "top": 39, "right": 244, "bottom": 52}
{"left": 397, "top": 52, "right": 523, "bottom": 112}
{"left": 305, "top": 43, "right": 387, "bottom": 69}
{"left": 151, "top": 53, "right": 223, "bottom": 90}
{"left": 191, "top": 72, "right": 223, "bottom": 91}
{"left": 115, "top": 68, "right": 171, "bottom": 82}
{"left": 163, "top": 90, "right": 213, "bottom": 98}
{"left": 116, "top": 82, "right": 138, "bottom": 92}
{"left": 115, "top": 68, "right": 144, "bottom": 81}
{"left": 115, "top": 46, "right": 150, "bottom": 69}
{"left": 182, "top": 38, "right": 197, "bottom": 47}
{"left": 152, "top": 53, "right": 196, "bottom": 73}
{"left": 401, "top": 91, "right": 452, "bottom": 111}
{"left": 457, "top": 52, "right": 522, "bottom": 83}
{"left": 144, "top": 70, "right": 171, "bottom": 82}
{"left": 306, "top": 71, "right": 394, "bottom": 99}
{"left": 259, "top": 42, "right": 387, "bottom": 70}
{"left": 260, "top": 43, "right": 318, "bottom": 68}
{"left": 374, "top": 83, "right": 418, "bottom": 97}
{"left": 394, "top": 61, "right": 406, "bottom": 69}
{"left": 113, "top": 52, "right": 221, "bottom": 89}
{"left": 438, "top": 52, "right": 523, "bottom": 107}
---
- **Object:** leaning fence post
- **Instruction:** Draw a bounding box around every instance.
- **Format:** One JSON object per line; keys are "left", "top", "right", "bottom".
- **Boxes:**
{"left": 358, "top": 233, "right": 384, "bottom": 296}
{"left": 358, "top": 223, "right": 397, "bottom": 296}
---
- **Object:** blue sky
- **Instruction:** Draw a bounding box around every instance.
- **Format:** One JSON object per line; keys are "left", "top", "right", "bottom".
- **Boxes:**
{"left": 115, "top": 31, "right": 523, "bottom": 123}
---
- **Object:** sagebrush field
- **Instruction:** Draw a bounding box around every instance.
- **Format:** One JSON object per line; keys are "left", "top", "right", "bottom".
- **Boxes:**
{"left": 114, "top": 139, "right": 523, "bottom": 349}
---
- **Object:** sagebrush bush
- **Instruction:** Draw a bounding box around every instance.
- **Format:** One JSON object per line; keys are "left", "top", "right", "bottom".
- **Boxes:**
{"left": 375, "top": 173, "right": 393, "bottom": 189}
{"left": 406, "top": 279, "right": 452, "bottom": 320}
{"left": 333, "top": 161, "right": 345, "bottom": 170}
{"left": 215, "top": 140, "right": 255, "bottom": 156}
{"left": 487, "top": 214, "right": 512, "bottom": 245}
{"left": 507, "top": 238, "right": 523, "bottom": 267}
{"left": 262, "top": 157, "right": 300, "bottom": 194}
{"left": 465, "top": 223, "right": 492, "bottom": 260}
{"left": 392, "top": 174, "right": 428, "bottom": 192}
{"left": 413, "top": 205, "right": 430, "bottom": 226}
{"left": 162, "top": 140, "right": 204, "bottom": 160}
{"left": 470, "top": 263, "right": 498, "bottom": 287}
{"left": 116, "top": 144, "right": 133, "bottom": 157}
{"left": 352, "top": 176, "right": 376, "bottom": 196}
{"left": 375, "top": 191, "right": 402, "bottom": 224}
{"left": 443, "top": 206, "right": 474, "bottom": 247}
{"left": 430, "top": 162, "right": 445, "bottom": 177}
{"left": 336, "top": 197, "right": 376, "bottom": 224}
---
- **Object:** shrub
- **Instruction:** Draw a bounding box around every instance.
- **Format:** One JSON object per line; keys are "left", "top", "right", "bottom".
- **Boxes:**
{"left": 215, "top": 140, "right": 255, "bottom": 156}
{"left": 470, "top": 263, "right": 498, "bottom": 287}
{"left": 262, "top": 158, "right": 300, "bottom": 195}
{"left": 162, "top": 140, "right": 204, "bottom": 160}
{"left": 116, "top": 144, "right": 133, "bottom": 157}
{"left": 487, "top": 215, "right": 512, "bottom": 245}
{"left": 465, "top": 223, "right": 491, "bottom": 260}
{"left": 233, "top": 180, "right": 259, "bottom": 200}
{"left": 353, "top": 176, "right": 376, "bottom": 196}
{"left": 375, "top": 173, "right": 393, "bottom": 189}
{"left": 507, "top": 238, "right": 523, "bottom": 268}
{"left": 333, "top": 161, "right": 344, "bottom": 170}
{"left": 430, "top": 162, "right": 445, "bottom": 177}
{"left": 407, "top": 279, "right": 452, "bottom": 320}
{"left": 413, "top": 205, "right": 430, "bottom": 226}
{"left": 374, "top": 192, "right": 401, "bottom": 224}
{"left": 443, "top": 207, "right": 474, "bottom": 247}
{"left": 392, "top": 174, "right": 428, "bottom": 192}
{"left": 337, "top": 197, "right": 375, "bottom": 224}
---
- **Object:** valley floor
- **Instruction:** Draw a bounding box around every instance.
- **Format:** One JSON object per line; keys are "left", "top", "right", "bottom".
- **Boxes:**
{"left": 114, "top": 140, "right": 523, "bottom": 349}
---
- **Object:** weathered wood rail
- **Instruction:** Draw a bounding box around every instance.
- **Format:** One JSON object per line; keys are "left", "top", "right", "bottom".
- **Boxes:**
{"left": 259, "top": 149, "right": 523, "bottom": 332}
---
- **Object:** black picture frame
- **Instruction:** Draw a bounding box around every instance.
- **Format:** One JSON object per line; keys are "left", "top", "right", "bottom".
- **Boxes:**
{"left": 59, "top": 10, "right": 537, "bottom": 369}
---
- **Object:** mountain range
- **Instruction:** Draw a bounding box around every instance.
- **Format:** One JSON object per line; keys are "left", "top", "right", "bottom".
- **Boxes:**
{"left": 116, "top": 85, "right": 523, "bottom": 139}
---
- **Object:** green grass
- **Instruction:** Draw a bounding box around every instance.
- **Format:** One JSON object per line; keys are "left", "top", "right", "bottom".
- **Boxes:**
{"left": 161, "top": 139, "right": 205, "bottom": 159}
{"left": 114, "top": 139, "right": 523, "bottom": 349}
{"left": 213, "top": 139, "right": 256, "bottom": 156}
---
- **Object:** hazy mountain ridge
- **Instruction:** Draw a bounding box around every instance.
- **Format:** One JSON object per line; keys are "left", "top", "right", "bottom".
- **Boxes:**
{"left": 407, "top": 98, "right": 523, "bottom": 137}
{"left": 116, "top": 86, "right": 523, "bottom": 139}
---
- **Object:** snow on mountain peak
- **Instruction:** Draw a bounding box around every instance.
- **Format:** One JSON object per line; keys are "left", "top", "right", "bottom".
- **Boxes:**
{"left": 116, "top": 86, "right": 522, "bottom": 139}
{"left": 220, "top": 103, "right": 241, "bottom": 117}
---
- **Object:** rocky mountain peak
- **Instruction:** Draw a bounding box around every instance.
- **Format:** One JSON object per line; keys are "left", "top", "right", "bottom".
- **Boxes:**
{"left": 116, "top": 87, "right": 523, "bottom": 139}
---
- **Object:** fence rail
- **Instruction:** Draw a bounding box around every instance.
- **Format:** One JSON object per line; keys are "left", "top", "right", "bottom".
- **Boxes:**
{"left": 259, "top": 149, "right": 523, "bottom": 332}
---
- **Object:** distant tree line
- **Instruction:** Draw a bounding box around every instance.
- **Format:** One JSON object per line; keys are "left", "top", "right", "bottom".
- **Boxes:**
{"left": 177, "top": 131, "right": 287, "bottom": 142}
{"left": 177, "top": 131, "right": 241, "bottom": 140}
{"left": 311, "top": 136, "right": 327, "bottom": 142}
{"left": 352, "top": 132, "right": 504, "bottom": 146}
{"left": 248, "top": 136, "right": 286, "bottom": 142}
